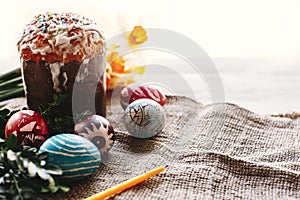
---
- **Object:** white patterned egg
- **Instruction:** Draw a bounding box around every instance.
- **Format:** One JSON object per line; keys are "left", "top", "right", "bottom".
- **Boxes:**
{"left": 74, "top": 115, "right": 115, "bottom": 155}
{"left": 124, "top": 99, "right": 166, "bottom": 138}
{"left": 39, "top": 133, "right": 101, "bottom": 181}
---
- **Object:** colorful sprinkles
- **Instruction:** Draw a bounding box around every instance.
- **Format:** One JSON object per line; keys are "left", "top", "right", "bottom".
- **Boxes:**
{"left": 17, "top": 12, "right": 105, "bottom": 63}
{"left": 23, "top": 12, "right": 97, "bottom": 36}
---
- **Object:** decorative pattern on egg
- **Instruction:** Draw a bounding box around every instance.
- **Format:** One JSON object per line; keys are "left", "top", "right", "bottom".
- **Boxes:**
{"left": 120, "top": 84, "right": 167, "bottom": 109}
{"left": 39, "top": 133, "right": 101, "bottom": 181}
{"left": 5, "top": 110, "right": 48, "bottom": 148}
{"left": 124, "top": 99, "right": 166, "bottom": 138}
{"left": 74, "top": 115, "right": 115, "bottom": 155}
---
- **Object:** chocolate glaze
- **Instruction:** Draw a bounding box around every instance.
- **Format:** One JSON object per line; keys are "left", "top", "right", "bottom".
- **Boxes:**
{"left": 22, "top": 56, "right": 106, "bottom": 118}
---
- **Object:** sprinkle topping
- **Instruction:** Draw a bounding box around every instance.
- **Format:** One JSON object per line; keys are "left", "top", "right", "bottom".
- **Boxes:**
{"left": 25, "top": 12, "right": 96, "bottom": 35}
{"left": 17, "top": 12, "right": 105, "bottom": 63}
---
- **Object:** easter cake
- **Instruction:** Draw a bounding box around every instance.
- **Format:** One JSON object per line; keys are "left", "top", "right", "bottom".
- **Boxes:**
{"left": 17, "top": 12, "right": 106, "bottom": 117}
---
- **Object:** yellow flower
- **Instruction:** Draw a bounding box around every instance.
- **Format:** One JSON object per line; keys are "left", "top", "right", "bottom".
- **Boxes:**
{"left": 106, "top": 51, "right": 128, "bottom": 73}
{"left": 105, "top": 26, "right": 148, "bottom": 90}
{"left": 127, "top": 26, "right": 147, "bottom": 46}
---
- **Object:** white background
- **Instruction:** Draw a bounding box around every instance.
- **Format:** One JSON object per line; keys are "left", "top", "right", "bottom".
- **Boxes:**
{"left": 1, "top": 0, "right": 300, "bottom": 114}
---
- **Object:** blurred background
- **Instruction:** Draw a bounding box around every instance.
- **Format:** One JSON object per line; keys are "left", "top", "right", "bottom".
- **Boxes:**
{"left": 1, "top": 0, "right": 300, "bottom": 114}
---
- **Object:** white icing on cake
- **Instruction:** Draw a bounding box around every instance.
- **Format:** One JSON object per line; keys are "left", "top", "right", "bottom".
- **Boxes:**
{"left": 17, "top": 12, "right": 105, "bottom": 63}
{"left": 49, "top": 62, "right": 64, "bottom": 92}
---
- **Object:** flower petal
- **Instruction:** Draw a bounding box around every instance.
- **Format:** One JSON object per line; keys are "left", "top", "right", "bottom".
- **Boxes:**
{"left": 132, "top": 66, "right": 146, "bottom": 75}
{"left": 127, "top": 26, "right": 147, "bottom": 46}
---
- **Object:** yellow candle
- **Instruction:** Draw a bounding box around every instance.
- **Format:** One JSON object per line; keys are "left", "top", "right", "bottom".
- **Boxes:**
{"left": 85, "top": 166, "right": 165, "bottom": 200}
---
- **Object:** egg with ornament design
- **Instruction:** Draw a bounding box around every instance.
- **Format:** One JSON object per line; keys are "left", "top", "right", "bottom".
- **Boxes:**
{"left": 74, "top": 115, "right": 115, "bottom": 155}
{"left": 39, "top": 133, "right": 101, "bottom": 181}
{"left": 124, "top": 99, "right": 166, "bottom": 138}
{"left": 120, "top": 84, "right": 167, "bottom": 110}
{"left": 5, "top": 110, "right": 48, "bottom": 148}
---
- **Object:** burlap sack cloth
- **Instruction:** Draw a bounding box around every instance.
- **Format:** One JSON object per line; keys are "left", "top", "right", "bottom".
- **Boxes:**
{"left": 8, "top": 96, "right": 300, "bottom": 199}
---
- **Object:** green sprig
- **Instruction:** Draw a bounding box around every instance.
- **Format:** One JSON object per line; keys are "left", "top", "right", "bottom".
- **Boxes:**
{"left": 0, "top": 134, "right": 69, "bottom": 199}
{"left": 0, "top": 68, "right": 24, "bottom": 102}
{"left": 39, "top": 94, "right": 93, "bottom": 136}
{"left": 0, "top": 69, "right": 95, "bottom": 199}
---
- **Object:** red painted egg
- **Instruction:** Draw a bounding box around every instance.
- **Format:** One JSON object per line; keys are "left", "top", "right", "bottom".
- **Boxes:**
{"left": 5, "top": 110, "right": 48, "bottom": 148}
{"left": 120, "top": 84, "right": 167, "bottom": 109}
{"left": 74, "top": 115, "right": 115, "bottom": 155}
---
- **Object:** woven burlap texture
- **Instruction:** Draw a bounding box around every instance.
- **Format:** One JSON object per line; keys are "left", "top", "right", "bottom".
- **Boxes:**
{"left": 43, "top": 96, "right": 300, "bottom": 200}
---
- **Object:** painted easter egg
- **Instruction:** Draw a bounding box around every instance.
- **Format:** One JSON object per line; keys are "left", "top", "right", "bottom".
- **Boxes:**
{"left": 39, "top": 133, "right": 101, "bottom": 181}
{"left": 120, "top": 84, "right": 167, "bottom": 109}
{"left": 5, "top": 110, "right": 48, "bottom": 148}
{"left": 124, "top": 99, "right": 166, "bottom": 138}
{"left": 74, "top": 115, "right": 115, "bottom": 155}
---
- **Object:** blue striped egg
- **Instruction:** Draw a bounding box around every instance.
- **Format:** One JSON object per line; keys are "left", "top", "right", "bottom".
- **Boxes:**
{"left": 39, "top": 133, "right": 101, "bottom": 181}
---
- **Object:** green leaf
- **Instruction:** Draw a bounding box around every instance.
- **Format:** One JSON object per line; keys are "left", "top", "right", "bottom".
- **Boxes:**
{"left": 20, "top": 151, "right": 37, "bottom": 160}
{"left": 16, "top": 158, "right": 24, "bottom": 172}
{"left": 48, "top": 176, "right": 55, "bottom": 187}
{"left": 0, "top": 87, "right": 25, "bottom": 102}
{"left": 0, "top": 68, "right": 21, "bottom": 84}
{"left": 59, "top": 185, "right": 70, "bottom": 193}
{"left": 9, "top": 185, "right": 18, "bottom": 196}
{"left": 0, "top": 109, "right": 10, "bottom": 118}
{"left": 14, "top": 146, "right": 23, "bottom": 152}
{"left": 0, "top": 84, "right": 73, "bottom": 199}
{"left": 43, "top": 164, "right": 61, "bottom": 172}
{"left": 11, "top": 195, "right": 22, "bottom": 200}
{"left": 21, "top": 187, "right": 36, "bottom": 199}
{"left": 49, "top": 185, "right": 59, "bottom": 193}
{"left": 37, "top": 152, "right": 48, "bottom": 160}
{"left": 40, "top": 187, "right": 50, "bottom": 193}
{"left": 5, "top": 134, "right": 17, "bottom": 151}
{"left": 0, "top": 185, "right": 10, "bottom": 194}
